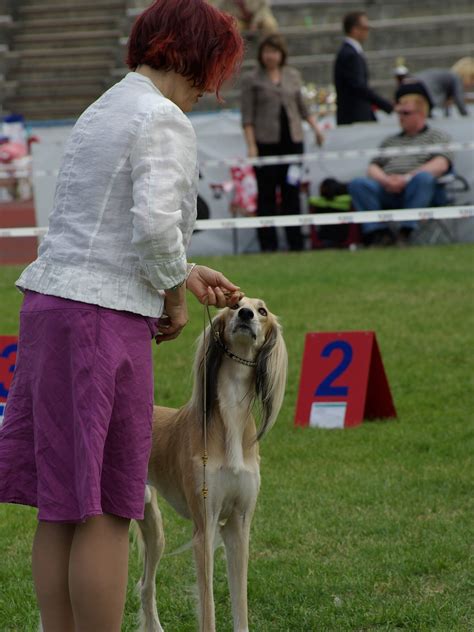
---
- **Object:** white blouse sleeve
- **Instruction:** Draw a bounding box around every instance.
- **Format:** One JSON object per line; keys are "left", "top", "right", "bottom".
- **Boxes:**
{"left": 180, "top": 162, "right": 199, "bottom": 250}
{"left": 129, "top": 106, "right": 197, "bottom": 291}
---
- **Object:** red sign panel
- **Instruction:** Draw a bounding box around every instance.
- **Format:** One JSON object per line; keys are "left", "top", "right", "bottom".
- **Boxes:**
{"left": 0, "top": 335, "right": 18, "bottom": 425}
{"left": 295, "top": 331, "right": 396, "bottom": 428}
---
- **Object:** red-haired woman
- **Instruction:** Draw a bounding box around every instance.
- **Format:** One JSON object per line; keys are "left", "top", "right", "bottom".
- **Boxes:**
{"left": 0, "top": 1, "right": 243, "bottom": 630}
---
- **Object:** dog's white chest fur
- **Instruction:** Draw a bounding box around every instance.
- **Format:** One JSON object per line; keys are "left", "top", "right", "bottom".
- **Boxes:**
{"left": 207, "top": 464, "right": 260, "bottom": 522}
{"left": 218, "top": 362, "right": 255, "bottom": 473}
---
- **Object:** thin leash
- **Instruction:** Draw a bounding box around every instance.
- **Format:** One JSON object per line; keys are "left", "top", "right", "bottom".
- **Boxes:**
{"left": 201, "top": 301, "right": 209, "bottom": 631}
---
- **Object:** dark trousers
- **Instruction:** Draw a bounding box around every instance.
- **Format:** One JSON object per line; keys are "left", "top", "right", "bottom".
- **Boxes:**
{"left": 255, "top": 142, "right": 304, "bottom": 252}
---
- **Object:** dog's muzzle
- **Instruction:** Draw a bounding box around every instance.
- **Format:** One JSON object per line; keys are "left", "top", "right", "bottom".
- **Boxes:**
{"left": 238, "top": 308, "right": 254, "bottom": 322}
{"left": 233, "top": 308, "right": 257, "bottom": 339}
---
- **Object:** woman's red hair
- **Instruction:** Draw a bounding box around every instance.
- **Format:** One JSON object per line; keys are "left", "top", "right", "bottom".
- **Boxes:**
{"left": 127, "top": 0, "right": 244, "bottom": 98}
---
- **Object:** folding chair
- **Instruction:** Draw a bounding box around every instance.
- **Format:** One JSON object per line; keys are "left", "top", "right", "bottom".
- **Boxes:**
{"left": 413, "top": 173, "right": 471, "bottom": 245}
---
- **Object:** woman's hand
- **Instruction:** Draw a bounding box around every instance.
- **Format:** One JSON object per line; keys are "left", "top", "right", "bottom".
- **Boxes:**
{"left": 155, "top": 284, "right": 188, "bottom": 344}
{"left": 314, "top": 127, "right": 325, "bottom": 147}
{"left": 186, "top": 265, "right": 243, "bottom": 307}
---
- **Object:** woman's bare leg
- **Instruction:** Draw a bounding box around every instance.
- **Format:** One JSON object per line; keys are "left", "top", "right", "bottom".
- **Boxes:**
{"left": 68, "top": 514, "right": 131, "bottom": 632}
{"left": 32, "top": 521, "right": 75, "bottom": 632}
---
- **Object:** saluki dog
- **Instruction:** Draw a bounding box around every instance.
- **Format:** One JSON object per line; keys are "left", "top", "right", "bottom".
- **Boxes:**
{"left": 136, "top": 297, "right": 288, "bottom": 632}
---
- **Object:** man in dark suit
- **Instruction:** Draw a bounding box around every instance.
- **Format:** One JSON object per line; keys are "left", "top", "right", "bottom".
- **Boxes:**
{"left": 334, "top": 11, "right": 393, "bottom": 125}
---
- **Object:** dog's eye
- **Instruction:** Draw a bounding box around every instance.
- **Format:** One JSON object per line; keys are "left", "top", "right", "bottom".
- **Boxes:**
{"left": 258, "top": 307, "right": 267, "bottom": 317}
{"left": 230, "top": 303, "right": 240, "bottom": 310}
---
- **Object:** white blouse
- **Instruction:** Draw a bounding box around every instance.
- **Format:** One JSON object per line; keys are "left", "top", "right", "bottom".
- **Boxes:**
{"left": 17, "top": 72, "right": 198, "bottom": 317}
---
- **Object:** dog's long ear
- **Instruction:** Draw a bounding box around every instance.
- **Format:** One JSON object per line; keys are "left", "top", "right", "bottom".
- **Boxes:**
{"left": 255, "top": 317, "right": 288, "bottom": 440}
{"left": 190, "top": 311, "right": 226, "bottom": 431}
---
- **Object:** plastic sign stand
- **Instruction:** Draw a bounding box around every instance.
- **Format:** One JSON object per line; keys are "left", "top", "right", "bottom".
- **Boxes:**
{"left": 0, "top": 336, "right": 18, "bottom": 426}
{"left": 295, "top": 331, "right": 396, "bottom": 429}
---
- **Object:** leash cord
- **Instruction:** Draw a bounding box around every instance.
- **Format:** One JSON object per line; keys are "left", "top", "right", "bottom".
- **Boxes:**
{"left": 201, "top": 302, "right": 209, "bottom": 630}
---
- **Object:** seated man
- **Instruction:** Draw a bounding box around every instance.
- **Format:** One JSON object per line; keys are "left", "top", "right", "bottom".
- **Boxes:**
{"left": 348, "top": 87, "right": 453, "bottom": 245}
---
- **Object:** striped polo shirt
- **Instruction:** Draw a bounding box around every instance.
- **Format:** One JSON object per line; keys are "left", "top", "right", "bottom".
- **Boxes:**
{"left": 371, "top": 126, "right": 453, "bottom": 174}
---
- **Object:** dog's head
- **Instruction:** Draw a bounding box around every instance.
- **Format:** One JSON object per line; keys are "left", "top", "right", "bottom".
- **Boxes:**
{"left": 193, "top": 297, "right": 288, "bottom": 440}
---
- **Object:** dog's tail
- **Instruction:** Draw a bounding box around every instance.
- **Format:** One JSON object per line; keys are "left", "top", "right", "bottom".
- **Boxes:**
{"left": 165, "top": 529, "right": 223, "bottom": 557}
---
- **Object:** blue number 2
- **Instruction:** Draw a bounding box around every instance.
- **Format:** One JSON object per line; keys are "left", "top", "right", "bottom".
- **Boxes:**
{"left": 315, "top": 340, "right": 353, "bottom": 397}
{"left": 0, "top": 343, "right": 17, "bottom": 399}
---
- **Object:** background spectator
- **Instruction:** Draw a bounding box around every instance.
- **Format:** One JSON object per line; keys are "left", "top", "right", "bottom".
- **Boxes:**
{"left": 348, "top": 89, "right": 453, "bottom": 246}
{"left": 241, "top": 33, "right": 324, "bottom": 252}
{"left": 334, "top": 11, "right": 393, "bottom": 125}
{"left": 208, "top": 0, "right": 279, "bottom": 36}
{"left": 451, "top": 57, "right": 474, "bottom": 95}
{"left": 394, "top": 58, "right": 473, "bottom": 117}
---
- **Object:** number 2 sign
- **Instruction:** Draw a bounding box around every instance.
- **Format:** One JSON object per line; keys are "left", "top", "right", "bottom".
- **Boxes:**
{"left": 295, "top": 331, "right": 396, "bottom": 429}
{"left": 0, "top": 336, "right": 18, "bottom": 426}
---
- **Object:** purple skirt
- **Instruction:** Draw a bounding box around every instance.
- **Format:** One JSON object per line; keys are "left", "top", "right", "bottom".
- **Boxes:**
{"left": 0, "top": 291, "right": 157, "bottom": 523}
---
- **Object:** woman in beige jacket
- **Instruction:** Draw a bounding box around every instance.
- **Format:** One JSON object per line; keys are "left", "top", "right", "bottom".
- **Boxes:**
{"left": 241, "top": 34, "right": 324, "bottom": 251}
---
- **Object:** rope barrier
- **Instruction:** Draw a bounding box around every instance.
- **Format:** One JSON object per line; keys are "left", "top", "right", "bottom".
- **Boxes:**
{"left": 199, "top": 141, "right": 474, "bottom": 169}
{"left": 1, "top": 141, "right": 472, "bottom": 178}
{"left": 1, "top": 206, "right": 472, "bottom": 238}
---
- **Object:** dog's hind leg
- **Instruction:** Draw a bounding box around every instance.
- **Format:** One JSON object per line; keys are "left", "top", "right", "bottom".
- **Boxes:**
{"left": 135, "top": 486, "right": 165, "bottom": 632}
{"left": 220, "top": 510, "right": 253, "bottom": 632}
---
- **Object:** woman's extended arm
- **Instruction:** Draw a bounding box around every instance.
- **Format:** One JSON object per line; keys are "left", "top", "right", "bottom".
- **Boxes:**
{"left": 306, "top": 114, "right": 325, "bottom": 146}
{"left": 186, "top": 264, "right": 243, "bottom": 307}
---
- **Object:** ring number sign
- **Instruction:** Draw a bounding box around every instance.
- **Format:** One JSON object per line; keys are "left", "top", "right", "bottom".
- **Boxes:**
{"left": 0, "top": 336, "right": 18, "bottom": 426}
{"left": 295, "top": 332, "right": 396, "bottom": 429}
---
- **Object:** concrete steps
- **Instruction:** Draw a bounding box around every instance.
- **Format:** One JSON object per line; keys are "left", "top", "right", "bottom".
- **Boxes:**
{"left": 126, "top": 0, "right": 474, "bottom": 27}
{"left": 270, "top": 0, "right": 474, "bottom": 25}
{"left": 5, "top": 0, "right": 474, "bottom": 120}
{"left": 18, "top": 0, "right": 123, "bottom": 12}
{"left": 4, "top": 0, "right": 126, "bottom": 119}
{"left": 14, "top": 29, "right": 121, "bottom": 50}
{"left": 7, "top": 96, "right": 98, "bottom": 120}
{"left": 15, "top": 15, "right": 119, "bottom": 34}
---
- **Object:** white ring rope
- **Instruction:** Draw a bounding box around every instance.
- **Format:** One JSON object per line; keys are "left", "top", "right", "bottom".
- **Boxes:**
{"left": 1, "top": 206, "right": 472, "bottom": 238}
{"left": 1, "top": 141, "right": 472, "bottom": 178}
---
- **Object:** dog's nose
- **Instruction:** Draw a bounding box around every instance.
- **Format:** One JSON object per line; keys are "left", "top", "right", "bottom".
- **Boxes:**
{"left": 238, "top": 308, "right": 254, "bottom": 321}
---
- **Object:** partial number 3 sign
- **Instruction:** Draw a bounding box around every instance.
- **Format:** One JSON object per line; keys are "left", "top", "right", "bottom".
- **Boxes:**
{"left": 0, "top": 336, "right": 18, "bottom": 425}
{"left": 295, "top": 331, "right": 396, "bottom": 429}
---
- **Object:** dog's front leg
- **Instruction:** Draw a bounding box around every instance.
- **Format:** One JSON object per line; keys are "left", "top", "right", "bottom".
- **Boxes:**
{"left": 193, "top": 515, "right": 218, "bottom": 632}
{"left": 220, "top": 509, "right": 253, "bottom": 632}
{"left": 135, "top": 486, "right": 165, "bottom": 632}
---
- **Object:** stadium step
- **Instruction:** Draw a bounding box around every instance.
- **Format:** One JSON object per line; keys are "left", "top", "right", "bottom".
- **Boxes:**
{"left": 16, "top": 15, "right": 120, "bottom": 34}
{"left": 270, "top": 0, "right": 474, "bottom": 26}
{"left": 125, "top": 0, "right": 474, "bottom": 27}
{"left": 17, "top": 0, "right": 125, "bottom": 16}
{"left": 13, "top": 29, "right": 121, "bottom": 50}
{"left": 13, "top": 63, "right": 113, "bottom": 81}
{"left": 4, "top": 97, "right": 97, "bottom": 120}
{"left": 14, "top": 45, "right": 116, "bottom": 60}
{"left": 12, "top": 78, "right": 106, "bottom": 98}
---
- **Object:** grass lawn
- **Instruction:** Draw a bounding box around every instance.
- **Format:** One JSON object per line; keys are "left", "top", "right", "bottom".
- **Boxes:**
{"left": 0, "top": 244, "right": 473, "bottom": 631}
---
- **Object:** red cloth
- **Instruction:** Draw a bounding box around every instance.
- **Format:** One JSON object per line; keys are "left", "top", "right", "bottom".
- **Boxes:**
{"left": 0, "top": 142, "right": 28, "bottom": 163}
{"left": 230, "top": 164, "right": 257, "bottom": 216}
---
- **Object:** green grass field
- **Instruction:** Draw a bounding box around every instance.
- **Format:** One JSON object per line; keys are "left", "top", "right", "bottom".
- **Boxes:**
{"left": 0, "top": 244, "right": 473, "bottom": 631}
